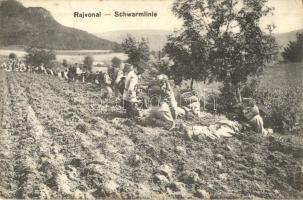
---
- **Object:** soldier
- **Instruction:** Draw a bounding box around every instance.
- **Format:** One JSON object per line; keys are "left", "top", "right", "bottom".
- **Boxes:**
{"left": 75, "top": 64, "right": 83, "bottom": 82}
{"left": 157, "top": 74, "right": 178, "bottom": 120}
{"left": 63, "top": 69, "right": 69, "bottom": 80}
{"left": 243, "top": 98, "right": 267, "bottom": 135}
{"left": 0, "top": 62, "right": 6, "bottom": 70}
{"left": 40, "top": 64, "right": 46, "bottom": 74}
{"left": 180, "top": 91, "right": 201, "bottom": 119}
{"left": 143, "top": 74, "right": 178, "bottom": 130}
{"left": 102, "top": 71, "right": 113, "bottom": 98}
{"left": 67, "top": 65, "right": 76, "bottom": 81}
{"left": 157, "top": 98, "right": 176, "bottom": 130}
{"left": 108, "top": 57, "right": 124, "bottom": 98}
{"left": 122, "top": 63, "right": 140, "bottom": 117}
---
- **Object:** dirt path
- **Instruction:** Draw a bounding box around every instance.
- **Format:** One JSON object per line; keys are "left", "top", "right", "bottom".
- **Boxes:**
{"left": 0, "top": 70, "right": 302, "bottom": 199}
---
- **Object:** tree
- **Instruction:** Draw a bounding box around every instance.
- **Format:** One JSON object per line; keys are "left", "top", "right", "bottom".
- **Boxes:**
{"left": 62, "top": 59, "right": 68, "bottom": 67}
{"left": 282, "top": 33, "right": 303, "bottom": 62}
{"left": 111, "top": 57, "right": 121, "bottom": 68}
{"left": 122, "top": 34, "right": 150, "bottom": 68}
{"left": 151, "top": 56, "right": 174, "bottom": 78}
{"left": 83, "top": 56, "right": 94, "bottom": 72}
{"left": 165, "top": 29, "right": 210, "bottom": 89}
{"left": 165, "top": 0, "right": 278, "bottom": 100}
{"left": 25, "top": 47, "right": 56, "bottom": 67}
{"left": 9, "top": 53, "right": 17, "bottom": 60}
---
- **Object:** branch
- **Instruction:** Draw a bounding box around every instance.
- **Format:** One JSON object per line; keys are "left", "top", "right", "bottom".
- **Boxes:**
{"left": 197, "top": 2, "right": 212, "bottom": 33}
{"left": 224, "top": 0, "right": 234, "bottom": 34}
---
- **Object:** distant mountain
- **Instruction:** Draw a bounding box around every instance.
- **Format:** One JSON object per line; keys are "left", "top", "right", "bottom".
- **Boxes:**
{"left": 96, "top": 30, "right": 172, "bottom": 51}
{"left": 97, "top": 28, "right": 303, "bottom": 52}
{"left": 0, "top": 0, "right": 122, "bottom": 51}
{"left": 274, "top": 29, "right": 303, "bottom": 49}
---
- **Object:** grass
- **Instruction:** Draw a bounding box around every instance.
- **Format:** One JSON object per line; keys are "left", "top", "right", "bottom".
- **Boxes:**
{"left": 260, "top": 62, "right": 303, "bottom": 89}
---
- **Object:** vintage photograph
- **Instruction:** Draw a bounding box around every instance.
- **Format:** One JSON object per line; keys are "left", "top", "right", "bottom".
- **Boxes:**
{"left": 0, "top": 0, "right": 302, "bottom": 199}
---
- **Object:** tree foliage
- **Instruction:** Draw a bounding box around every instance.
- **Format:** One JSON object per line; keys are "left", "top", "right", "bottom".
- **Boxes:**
{"left": 25, "top": 47, "right": 56, "bottom": 67}
{"left": 165, "top": 0, "right": 278, "bottom": 100}
{"left": 111, "top": 57, "right": 122, "bottom": 67}
{"left": 122, "top": 34, "right": 150, "bottom": 68}
{"left": 83, "top": 56, "right": 94, "bottom": 72}
{"left": 62, "top": 59, "right": 68, "bottom": 67}
{"left": 9, "top": 53, "right": 17, "bottom": 60}
{"left": 282, "top": 33, "right": 303, "bottom": 63}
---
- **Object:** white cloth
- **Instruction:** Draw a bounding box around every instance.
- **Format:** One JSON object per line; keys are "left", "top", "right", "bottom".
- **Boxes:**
{"left": 187, "top": 101, "right": 200, "bottom": 114}
{"left": 104, "top": 73, "right": 112, "bottom": 85}
{"left": 76, "top": 67, "right": 82, "bottom": 75}
{"left": 244, "top": 105, "right": 266, "bottom": 134}
{"left": 250, "top": 115, "right": 267, "bottom": 134}
{"left": 123, "top": 70, "right": 138, "bottom": 102}
{"left": 160, "top": 80, "right": 178, "bottom": 119}
{"left": 158, "top": 102, "right": 174, "bottom": 123}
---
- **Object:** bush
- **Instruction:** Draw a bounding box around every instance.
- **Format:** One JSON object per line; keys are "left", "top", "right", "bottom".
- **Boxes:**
{"left": 9, "top": 53, "right": 17, "bottom": 60}
{"left": 122, "top": 35, "right": 150, "bottom": 67}
{"left": 111, "top": 57, "right": 121, "bottom": 68}
{"left": 46, "top": 60, "right": 65, "bottom": 71}
{"left": 241, "top": 82, "right": 302, "bottom": 133}
{"left": 216, "top": 76, "right": 303, "bottom": 133}
{"left": 152, "top": 58, "right": 173, "bottom": 77}
{"left": 282, "top": 33, "right": 303, "bottom": 62}
{"left": 253, "top": 87, "right": 303, "bottom": 133}
{"left": 83, "top": 56, "right": 94, "bottom": 72}
{"left": 62, "top": 59, "right": 68, "bottom": 67}
{"left": 25, "top": 47, "right": 56, "bottom": 67}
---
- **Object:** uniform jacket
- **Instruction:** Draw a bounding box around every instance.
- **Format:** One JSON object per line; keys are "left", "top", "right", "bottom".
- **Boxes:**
{"left": 123, "top": 70, "right": 138, "bottom": 102}
{"left": 114, "top": 69, "right": 124, "bottom": 85}
{"left": 243, "top": 105, "right": 260, "bottom": 121}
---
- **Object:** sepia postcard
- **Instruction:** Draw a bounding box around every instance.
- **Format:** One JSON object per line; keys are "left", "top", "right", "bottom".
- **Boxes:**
{"left": 0, "top": 0, "right": 302, "bottom": 199}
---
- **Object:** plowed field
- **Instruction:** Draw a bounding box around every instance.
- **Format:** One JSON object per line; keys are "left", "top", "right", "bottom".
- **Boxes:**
{"left": 0, "top": 70, "right": 302, "bottom": 199}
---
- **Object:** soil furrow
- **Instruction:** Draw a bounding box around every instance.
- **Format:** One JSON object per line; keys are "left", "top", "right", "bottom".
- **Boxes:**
{"left": 1, "top": 71, "right": 302, "bottom": 199}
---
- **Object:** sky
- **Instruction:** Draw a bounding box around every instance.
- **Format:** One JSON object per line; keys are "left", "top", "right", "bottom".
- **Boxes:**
{"left": 19, "top": 0, "right": 303, "bottom": 34}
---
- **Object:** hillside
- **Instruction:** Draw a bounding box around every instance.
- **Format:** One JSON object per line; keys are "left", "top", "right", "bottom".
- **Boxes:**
{"left": 97, "top": 28, "right": 303, "bottom": 52}
{"left": 96, "top": 30, "right": 172, "bottom": 51}
{"left": 0, "top": 0, "right": 122, "bottom": 51}
{"left": 274, "top": 29, "right": 303, "bottom": 48}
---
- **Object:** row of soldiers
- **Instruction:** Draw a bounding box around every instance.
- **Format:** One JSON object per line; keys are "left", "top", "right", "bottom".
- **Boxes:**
{"left": 0, "top": 57, "right": 267, "bottom": 134}
{"left": 0, "top": 59, "right": 27, "bottom": 72}
{"left": 0, "top": 59, "right": 114, "bottom": 86}
{"left": 115, "top": 61, "right": 268, "bottom": 134}
{"left": 119, "top": 62, "right": 268, "bottom": 134}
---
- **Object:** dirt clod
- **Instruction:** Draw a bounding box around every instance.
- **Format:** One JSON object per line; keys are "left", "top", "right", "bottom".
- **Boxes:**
{"left": 196, "top": 189, "right": 210, "bottom": 199}
{"left": 158, "top": 164, "right": 174, "bottom": 180}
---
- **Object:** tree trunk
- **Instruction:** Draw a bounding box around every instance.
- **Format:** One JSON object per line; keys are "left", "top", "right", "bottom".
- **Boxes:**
{"left": 236, "top": 85, "right": 242, "bottom": 103}
{"left": 190, "top": 78, "right": 194, "bottom": 90}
